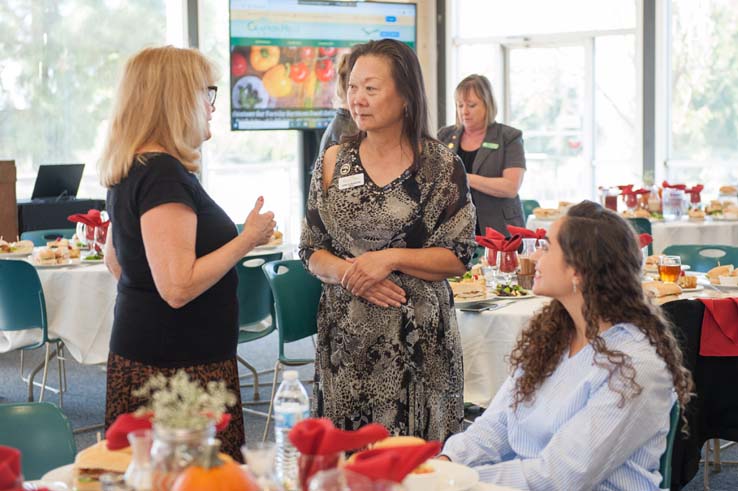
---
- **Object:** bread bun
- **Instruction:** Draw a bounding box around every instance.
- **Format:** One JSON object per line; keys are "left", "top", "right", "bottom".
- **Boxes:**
{"left": 634, "top": 209, "right": 651, "bottom": 218}
{"left": 533, "top": 208, "right": 559, "bottom": 219}
{"left": 678, "top": 275, "right": 697, "bottom": 289}
{"left": 267, "top": 230, "right": 283, "bottom": 246}
{"left": 450, "top": 281, "right": 486, "bottom": 300}
{"left": 688, "top": 209, "right": 705, "bottom": 220}
{"left": 719, "top": 185, "right": 738, "bottom": 195}
{"left": 643, "top": 281, "right": 682, "bottom": 298}
{"left": 707, "top": 264, "right": 735, "bottom": 280}
{"left": 73, "top": 440, "right": 132, "bottom": 491}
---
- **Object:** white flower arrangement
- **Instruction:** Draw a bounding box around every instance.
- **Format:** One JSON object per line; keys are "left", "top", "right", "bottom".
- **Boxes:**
{"left": 132, "top": 370, "right": 237, "bottom": 430}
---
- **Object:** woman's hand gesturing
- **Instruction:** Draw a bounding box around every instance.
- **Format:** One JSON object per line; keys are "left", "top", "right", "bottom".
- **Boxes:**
{"left": 241, "top": 196, "right": 276, "bottom": 248}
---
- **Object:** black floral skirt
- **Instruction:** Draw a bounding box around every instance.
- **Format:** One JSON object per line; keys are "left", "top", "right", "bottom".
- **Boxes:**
{"left": 105, "top": 351, "right": 245, "bottom": 462}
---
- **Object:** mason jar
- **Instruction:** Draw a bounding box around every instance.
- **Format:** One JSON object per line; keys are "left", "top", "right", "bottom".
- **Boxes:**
{"left": 150, "top": 423, "right": 215, "bottom": 491}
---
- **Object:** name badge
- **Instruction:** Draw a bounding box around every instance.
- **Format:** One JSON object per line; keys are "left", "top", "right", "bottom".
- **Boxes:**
{"left": 338, "top": 173, "right": 365, "bottom": 190}
{"left": 482, "top": 142, "right": 499, "bottom": 150}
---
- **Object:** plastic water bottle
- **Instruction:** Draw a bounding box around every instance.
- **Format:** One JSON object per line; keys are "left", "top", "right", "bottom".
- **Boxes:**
{"left": 274, "top": 370, "right": 310, "bottom": 490}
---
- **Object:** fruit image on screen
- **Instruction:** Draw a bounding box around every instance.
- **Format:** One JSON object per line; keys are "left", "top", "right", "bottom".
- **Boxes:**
{"left": 229, "top": 0, "right": 417, "bottom": 130}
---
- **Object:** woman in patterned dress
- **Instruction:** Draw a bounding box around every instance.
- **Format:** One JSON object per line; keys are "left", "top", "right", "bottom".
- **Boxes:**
{"left": 299, "top": 39, "right": 477, "bottom": 441}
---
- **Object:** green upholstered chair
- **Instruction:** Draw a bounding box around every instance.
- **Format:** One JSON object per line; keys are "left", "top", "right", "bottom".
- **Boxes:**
{"left": 628, "top": 218, "right": 654, "bottom": 256}
{"left": 235, "top": 251, "right": 283, "bottom": 401}
{"left": 20, "top": 228, "right": 75, "bottom": 246}
{"left": 0, "top": 402, "right": 76, "bottom": 480}
{"left": 659, "top": 402, "right": 680, "bottom": 489}
{"left": 0, "top": 260, "right": 66, "bottom": 406}
{"left": 661, "top": 244, "right": 738, "bottom": 273}
{"left": 261, "top": 259, "right": 322, "bottom": 440}
{"left": 521, "top": 199, "right": 541, "bottom": 222}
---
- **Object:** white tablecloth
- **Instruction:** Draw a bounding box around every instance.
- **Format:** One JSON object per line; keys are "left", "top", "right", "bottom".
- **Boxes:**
{"left": 0, "top": 262, "right": 116, "bottom": 364}
{"left": 458, "top": 297, "right": 549, "bottom": 407}
{"left": 527, "top": 216, "right": 738, "bottom": 253}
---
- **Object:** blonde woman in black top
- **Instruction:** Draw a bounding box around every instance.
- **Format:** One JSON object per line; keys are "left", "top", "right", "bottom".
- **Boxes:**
{"left": 98, "top": 46, "right": 275, "bottom": 460}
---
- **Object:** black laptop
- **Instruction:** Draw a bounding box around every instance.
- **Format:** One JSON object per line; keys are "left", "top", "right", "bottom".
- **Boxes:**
{"left": 31, "top": 163, "right": 85, "bottom": 201}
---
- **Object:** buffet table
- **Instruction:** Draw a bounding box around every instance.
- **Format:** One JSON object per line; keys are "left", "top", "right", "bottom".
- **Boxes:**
{"left": 527, "top": 216, "right": 738, "bottom": 253}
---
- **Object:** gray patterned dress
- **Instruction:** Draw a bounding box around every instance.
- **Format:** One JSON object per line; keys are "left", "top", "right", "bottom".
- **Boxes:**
{"left": 299, "top": 138, "right": 476, "bottom": 441}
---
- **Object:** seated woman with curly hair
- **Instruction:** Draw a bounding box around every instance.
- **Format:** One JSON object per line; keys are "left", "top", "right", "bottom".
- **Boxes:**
{"left": 441, "top": 201, "right": 693, "bottom": 490}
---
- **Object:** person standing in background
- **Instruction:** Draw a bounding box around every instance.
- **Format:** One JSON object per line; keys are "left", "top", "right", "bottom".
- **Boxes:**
{"left": 318, "top": 52, "right": 359, "bottom": 155}
{"left": 438, "top": 74, "right": 526, "bottom": 235}
{"left": 98, "top": 46, "right": 276, "bottom": 460}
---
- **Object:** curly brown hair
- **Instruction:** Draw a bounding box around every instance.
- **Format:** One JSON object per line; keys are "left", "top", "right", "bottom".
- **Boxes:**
{"left": 508, "top": 201, "right": 693, "bottom": 417}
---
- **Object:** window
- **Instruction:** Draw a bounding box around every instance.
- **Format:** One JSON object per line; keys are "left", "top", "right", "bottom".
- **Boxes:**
{"left": 667, "top": 0, "right": 738, "bottom": 188}
{"left": 0, "top": 0, "right": 174, "bottom": 200}
{"left": 451, "top": 0, "right": 638, "bottom": 206}
{"left": 198, "top": 2, "right": 301, "bottom": 245}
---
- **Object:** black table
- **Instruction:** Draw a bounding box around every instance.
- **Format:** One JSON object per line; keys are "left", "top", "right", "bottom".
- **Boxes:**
{"left": 17, "top": 198, "right": 106, "bottom": 233}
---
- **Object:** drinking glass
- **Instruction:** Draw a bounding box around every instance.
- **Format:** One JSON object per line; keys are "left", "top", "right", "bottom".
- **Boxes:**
{"left": 241, "top": 442, "right": 279, "bottom": 491}
{"left": 658, "top": 256, "right": 681, "bottom": 283}
{"left": 496, "top": 250, "right": 519, "bottom": 285}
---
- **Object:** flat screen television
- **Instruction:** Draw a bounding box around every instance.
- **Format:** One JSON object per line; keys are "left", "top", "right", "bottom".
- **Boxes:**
{"left": 229, "top": 0, "right": 417, "bottom": 130}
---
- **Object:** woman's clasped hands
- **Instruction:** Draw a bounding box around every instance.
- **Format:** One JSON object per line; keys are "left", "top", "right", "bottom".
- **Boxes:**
{"left": 341, "top": 250, "right": 406, "bottom": 308}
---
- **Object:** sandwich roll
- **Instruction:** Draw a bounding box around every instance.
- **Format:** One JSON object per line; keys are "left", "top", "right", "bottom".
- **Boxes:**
{"left": 642, "top": 281, "right": 682, "bottom": 298}
{"left": 706, "top": 265, "right": 734, "bottom": 281}
{"left": 73, "top": 440, "right": 132, "bottom": 491}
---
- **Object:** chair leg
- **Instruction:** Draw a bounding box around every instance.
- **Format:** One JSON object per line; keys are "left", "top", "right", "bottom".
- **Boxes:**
{"left": 38, "top": 343, "right": 52, "bottom": 403}
{"left": 237, "top": 355, "right": 260, "bottom": 400}
{"left": 713, "top": 438, "right": 721, "bottom": 472}
{"left": 704, "top": 441, "right": 711, "bottom": 491}
{"left": 59, "top": 343, "right": 68, "bottom": 393}
{"left": 56, "top": 341, "right": 64, "bottom": 407}
{"left": 262, "top": 362, "right": 282, "bottom": 442}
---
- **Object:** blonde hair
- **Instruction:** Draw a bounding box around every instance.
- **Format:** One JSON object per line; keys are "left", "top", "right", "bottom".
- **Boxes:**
{"left": 333, "top": 52, "right": 352, "bottom": 107}
{"left": 98, "top": 46, "right": 219, "bottom": 187}
{"left": 454, "top": 74, "right": 497, "bottom": 128}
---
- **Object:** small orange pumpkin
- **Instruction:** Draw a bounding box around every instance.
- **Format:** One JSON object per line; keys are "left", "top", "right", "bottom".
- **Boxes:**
{"left": 172, "top": 439, "right": 259, "bottom": 491}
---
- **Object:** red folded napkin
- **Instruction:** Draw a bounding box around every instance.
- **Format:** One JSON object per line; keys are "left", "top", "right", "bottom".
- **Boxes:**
{"left": 106, "top": 412, "right": 231, "bottom": 450}
{"left": 289, "top": 418, "right": 389, "bottom": 455}
{"left": 0, "top": 445, "right": 22, "bottom": 491}
{"left": 474, "top": 227, "right": 505, "bottom": 250}
{"left": 344, "top": 441, "right": 441, "bottom": 483}
{"left": 506, "top": 225, "right": 546, "bottom": 240}
{"left": 698, "top": 298, "right": 738, "bottom": 356}
{"left": 486, "top": 234, "right": 522, "bottom": 253}
{"left": 67, "top": 209, "right": 105, "bottom": 228}
{"left": 638, "top": 233, "right": 652, "bottom": 248}
{"left": 662, "top": 181, "right": 687, "bottom": 190}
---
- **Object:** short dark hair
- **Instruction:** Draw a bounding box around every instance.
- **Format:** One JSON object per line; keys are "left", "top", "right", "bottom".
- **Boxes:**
{"left": 346, "top": 39, "right": 433, "bottom": 168}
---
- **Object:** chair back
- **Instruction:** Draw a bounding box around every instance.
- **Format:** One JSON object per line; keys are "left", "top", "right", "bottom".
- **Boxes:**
{"left": 628, "top": 218, "right": 654, "bottom": 255}
{"left": 661, "top": 244, "right": 738, "bottom": 272}
{"left": 262, "top": 260, "right": 321, "bottom": 360}
{"left": 0, "top": 261, "right": 47, "bottom": 346}
{"left": 521, "top": 199, "right": 541, "bottom": 222}
{"left": 659, "top": 402, "right": 680, "bottom": 489}
{"left": 20, "top": 228, "right": 75, "bottom": 246}
{"left": 236, "top": 252, "right": 283, "bottom": 326}
{"left": 0, "top": 402, "right": 77, "bottom": 480}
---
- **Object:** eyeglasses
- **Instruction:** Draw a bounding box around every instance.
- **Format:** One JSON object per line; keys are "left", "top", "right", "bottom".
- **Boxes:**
{"left": 207, "top": 86, "right": 218, "bottom": 107}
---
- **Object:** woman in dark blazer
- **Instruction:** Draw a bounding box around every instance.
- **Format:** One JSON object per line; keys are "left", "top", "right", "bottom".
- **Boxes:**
{"left": 438, "top": 74, "right": 526, "bottom": 235}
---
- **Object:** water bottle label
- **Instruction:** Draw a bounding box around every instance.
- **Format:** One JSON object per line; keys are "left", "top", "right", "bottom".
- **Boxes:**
{"left": 277, "top": 409, "right": 310, "bottom": 429}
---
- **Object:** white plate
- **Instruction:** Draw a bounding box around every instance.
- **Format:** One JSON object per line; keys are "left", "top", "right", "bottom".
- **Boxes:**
{"left": 23, "top": 480, "right": 69, "bottom": 490}
{"left": 0, "top": 250, "right": 33, "bottom": 258}
{"left": 491, "top": 292, "right": 538, "bottom": 300}
{"left": 714, "top": 283, "right": 738, "bottom": 290}
{"left": 41, "top": 464, "right": 74, "bottom": 486}
{"left": 31, "top": 260, "right": 81, "bottom": 269}
{"left": 712, "top": 215, "right": 738, "bottom": 221}
{"left": 404, "top": 460, "right": 479, "bottom": 491}
{"left": 232, "top": 75, "right": 269, "bottom": 109}
{"left": 681, "top": 286, "right": 704, "bottom": 292}
{"left": 81, "top": 258, "right": 104, "bottom": 264}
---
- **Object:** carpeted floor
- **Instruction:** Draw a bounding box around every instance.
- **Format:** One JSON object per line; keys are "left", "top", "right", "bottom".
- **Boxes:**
{"left": 1, "top": 334, "right": 737, "bottom": 490}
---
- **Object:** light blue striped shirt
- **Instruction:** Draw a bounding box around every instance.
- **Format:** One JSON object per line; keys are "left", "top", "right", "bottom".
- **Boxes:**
{"left": 443, "top": 323, "right": 676, "bottom": 490}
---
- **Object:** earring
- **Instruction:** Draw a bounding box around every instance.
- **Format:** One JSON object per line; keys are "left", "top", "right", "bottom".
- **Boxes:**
{"left": 572, "top": 281, "right": 578, "bottom": 294}
{"left": 404, "top": 105, "right": 408, "bottom": 118}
